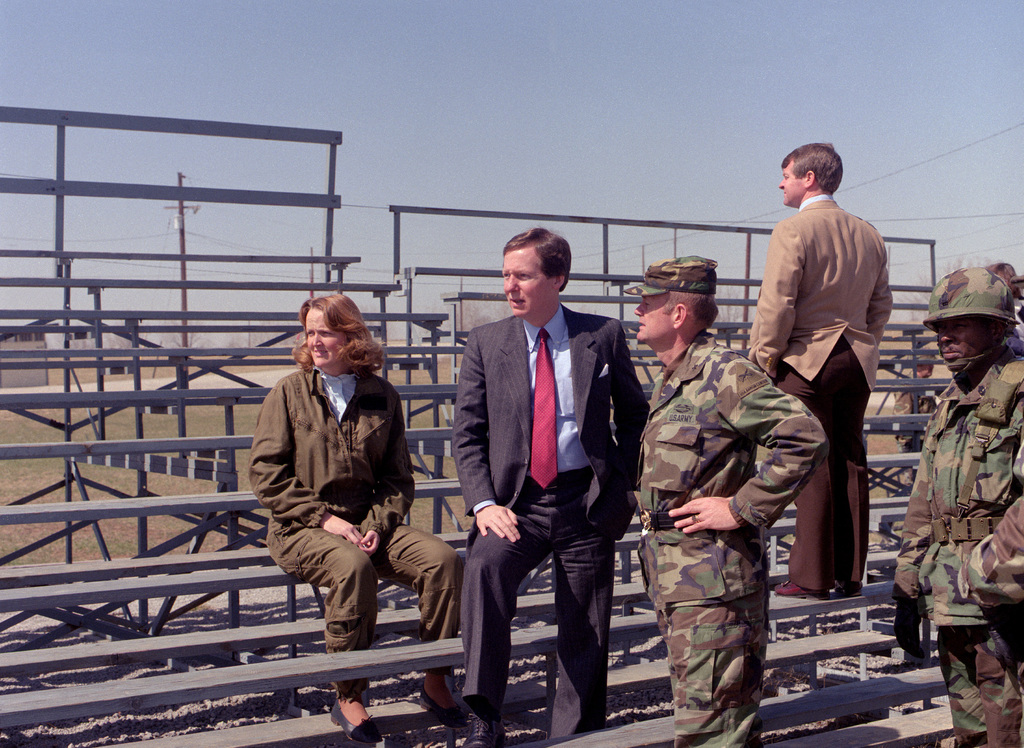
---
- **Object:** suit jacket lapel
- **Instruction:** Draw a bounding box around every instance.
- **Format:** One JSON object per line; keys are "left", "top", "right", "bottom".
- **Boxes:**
{"left": 496, "top": 317, "right": 532, "bottom": 441}
{"left": 566, "top": 308, "right": 598, "bottom": 435}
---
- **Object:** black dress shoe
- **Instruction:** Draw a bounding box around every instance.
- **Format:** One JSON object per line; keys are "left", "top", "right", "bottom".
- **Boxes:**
{"left": 330, "top": 699, "right": 382, "bottom": 745}
{"left": 463, "top": 713, "right": 505, "bottom": 748}
{"left": 419, "top": 688, "right": 469, "bottom": 728}
{"left": 834, "top": 580, "right": 863, "bottom": 598}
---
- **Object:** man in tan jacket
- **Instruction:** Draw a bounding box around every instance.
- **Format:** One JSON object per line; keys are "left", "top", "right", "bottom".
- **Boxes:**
{"left": 750, "top": 142, "right": 892, "bottom": 600}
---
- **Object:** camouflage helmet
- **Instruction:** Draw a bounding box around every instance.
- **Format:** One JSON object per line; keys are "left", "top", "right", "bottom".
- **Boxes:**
{"left": 923, "top": 267, "right": 1017, "bottom": 332}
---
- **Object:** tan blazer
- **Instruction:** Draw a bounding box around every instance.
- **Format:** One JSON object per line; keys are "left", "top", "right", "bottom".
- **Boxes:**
{"left": 749, "top": 200, "right": 892, "bottom": 388}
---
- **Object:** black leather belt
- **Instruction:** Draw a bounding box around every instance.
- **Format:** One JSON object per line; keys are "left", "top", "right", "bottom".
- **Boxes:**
{"left": 527, "top": 466, "right": 593, "bottom": 489}
{"left": 639, "top": 508, "right": 677, "bottom": 532}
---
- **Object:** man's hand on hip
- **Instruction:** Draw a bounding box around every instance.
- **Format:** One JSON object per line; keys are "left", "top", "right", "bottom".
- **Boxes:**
{"left": 670, "top": 496, "right": 742, "bottom": 534}
{"left": 475, "top": 504, "right": 521, "bottom": 541}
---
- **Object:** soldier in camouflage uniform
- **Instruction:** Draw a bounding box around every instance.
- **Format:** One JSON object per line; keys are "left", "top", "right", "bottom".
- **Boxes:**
{"left": 626, "top": 257, "right": 828, "bottom": 747}
{"left": 893, "top": 267, "right": 1024, "bottom": 747}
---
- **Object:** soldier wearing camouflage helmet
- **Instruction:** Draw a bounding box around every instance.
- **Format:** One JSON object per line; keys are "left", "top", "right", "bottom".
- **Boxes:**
{"left": 626, "top": 257, "right": 827, "bottom": 747}
{"left": 894, "top": 267, "right": 1024, "bottom": 746}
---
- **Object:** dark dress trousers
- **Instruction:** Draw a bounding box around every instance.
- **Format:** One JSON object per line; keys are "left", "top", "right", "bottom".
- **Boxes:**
{"left": 453, "top": 306, "right": 648, "bottom": 736}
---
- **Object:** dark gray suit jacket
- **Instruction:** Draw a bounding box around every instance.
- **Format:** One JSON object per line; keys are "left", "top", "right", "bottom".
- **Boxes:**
{"left": 453, "top": 306, "right": 648, "bottom": 540}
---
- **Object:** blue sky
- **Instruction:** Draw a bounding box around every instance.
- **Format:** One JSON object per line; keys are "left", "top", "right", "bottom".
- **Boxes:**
{"left": 2, "top": 0, "right": 1023, "bottom": 315}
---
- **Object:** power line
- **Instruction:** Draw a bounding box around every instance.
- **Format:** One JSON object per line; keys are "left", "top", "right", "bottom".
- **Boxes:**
{"left": 844, "top": 119, "right": 1024, "bottom": 192}
{"left": 871, "top": 212, "right": 1024, "bottom": 223}
{"left": 734, "top": 119, "right": 1024, "bottom": 224}
{"left": 186, "top": 231, "right": 286, "bottom": 254}
{"left": 0, "top": 171, "right": 49, "bottom": 180}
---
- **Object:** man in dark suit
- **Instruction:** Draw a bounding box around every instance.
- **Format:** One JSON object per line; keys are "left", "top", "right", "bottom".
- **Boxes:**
{"left": 453, "top": 227, "right": 648, "bottom": 747}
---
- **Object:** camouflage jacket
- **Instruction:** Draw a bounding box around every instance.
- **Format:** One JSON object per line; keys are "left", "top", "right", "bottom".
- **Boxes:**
{"left": 637, "top": 331, "right": 827, "bottom": 609}
{"left": 961, "top": 492, "right": 1024, "bottom": 607}
{"left": 894, "top": 349, "right": 1024, "bottom": 624}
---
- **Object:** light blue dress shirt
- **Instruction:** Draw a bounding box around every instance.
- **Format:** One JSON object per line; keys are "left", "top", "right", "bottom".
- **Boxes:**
{"left": 317, "top": 369, "right": 358, "bottom": 425}
{"left": 799, "top": 193, "right": 836, "bottom": 211}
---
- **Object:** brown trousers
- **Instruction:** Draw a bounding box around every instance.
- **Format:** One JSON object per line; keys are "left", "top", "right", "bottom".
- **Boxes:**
{"left": 774, "top": 337, "right": 870, "bottom": 593}
{"left": 269, "top": 523, "right": 463, "bottom": 700}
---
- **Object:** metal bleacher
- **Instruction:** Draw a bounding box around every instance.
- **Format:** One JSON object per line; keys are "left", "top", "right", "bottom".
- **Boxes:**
{"left": 0, "top": 106, "right": 952, "bottom": 747}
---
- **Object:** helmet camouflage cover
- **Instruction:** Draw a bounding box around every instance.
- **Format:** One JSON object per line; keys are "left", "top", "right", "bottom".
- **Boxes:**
{"left": 923, "top": 267, "right": 1017, "bottom": 332}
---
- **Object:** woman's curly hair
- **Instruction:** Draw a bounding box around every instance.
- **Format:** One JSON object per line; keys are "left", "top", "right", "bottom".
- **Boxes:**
{"left": 293, "top": 294, "right": 384, "bottom": 378}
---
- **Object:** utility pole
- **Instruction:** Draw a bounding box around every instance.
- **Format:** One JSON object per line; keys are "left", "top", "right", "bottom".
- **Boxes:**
{"left": 743, "top": 233, "right": 752, "bottom": 323}
{"left": 177, "top": 172, "right": 188, "bottom": 348}
{"left": 164, "top": 172, "right": 200, "bottom": 347}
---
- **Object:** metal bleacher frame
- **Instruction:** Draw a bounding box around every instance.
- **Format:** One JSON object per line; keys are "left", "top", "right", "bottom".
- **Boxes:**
{"left": 1, "top": 107, "right": 961, "bottom": 747}
{"left": 0, "top": 108, "right": 439, "bottom": 573}
{"left": 1, "top": 106, "right": 941, "bottom": 563}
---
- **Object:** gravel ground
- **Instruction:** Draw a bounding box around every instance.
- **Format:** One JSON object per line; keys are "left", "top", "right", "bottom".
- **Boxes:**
{"left": 0, "top": 540, "right": 951, "bottom": 748}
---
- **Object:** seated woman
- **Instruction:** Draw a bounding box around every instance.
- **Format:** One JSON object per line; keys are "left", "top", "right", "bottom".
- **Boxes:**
{"left": 250, "top": 293, "right": 465, "bottom": 744}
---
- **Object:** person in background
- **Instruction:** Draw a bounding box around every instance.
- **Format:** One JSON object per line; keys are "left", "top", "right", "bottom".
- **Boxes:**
{"left": 894, "top": 362, "right": 936, "bottom": 486}
{"left": 453, "top": 228, "right": 648, "bottom": 748}
{"left": 750, "top": 142, "right": 892, "bottom": 600}
{"left": 987, "top": 262, "right": 1024, "bottom": 355}
{"left": 893, "top": 268, "right": 1024, "bottom": 747}
{"left": 628, "top": 257, "right": 826, "bottom": 747}
{"left": 250, "top": 294, "right": 465, "bottom": 745}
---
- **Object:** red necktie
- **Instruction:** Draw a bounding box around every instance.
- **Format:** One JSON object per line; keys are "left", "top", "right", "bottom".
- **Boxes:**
{"left": 531, "top": 328, "right": 558, "bottom": 488}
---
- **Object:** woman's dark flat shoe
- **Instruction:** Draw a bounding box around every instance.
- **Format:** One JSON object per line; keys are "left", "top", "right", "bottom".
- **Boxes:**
{"left": 331, "top": 699, "right": 382, "bottom": 744}
{"left": 419, "top": 688, "right": 469, "bottom": 728}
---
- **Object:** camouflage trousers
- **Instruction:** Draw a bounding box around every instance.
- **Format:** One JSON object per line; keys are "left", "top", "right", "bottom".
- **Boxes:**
{"left": 656, "top": 591, "right": 768, "bottom": 747}
{"left": 938, "top": 624, "right": 1023, "bottom": 747}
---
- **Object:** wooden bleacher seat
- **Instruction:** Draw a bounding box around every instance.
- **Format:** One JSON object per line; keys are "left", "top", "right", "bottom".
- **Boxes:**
{"left": 98, "top": 660, "right": 944, "bottom": 748}
{"left": 0, "top": 582, "right": 900, "bottom": 736}
{"left": 515, "top": 667, "right": 948, "bottom": 748}
{"left": 769, "top": 706, "right": 953, "bottom": 747}
{"left": 0, "top": 614, "right": 659, "bottom": 731}
{"left": 0, "top": 582, "right": 651, "bottom": 679}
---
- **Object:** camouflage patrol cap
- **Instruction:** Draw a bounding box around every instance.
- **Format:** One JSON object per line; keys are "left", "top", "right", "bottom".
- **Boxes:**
{"left": 624, "top": 256, "right": 718, "bottom": 296}
{"left": 923, "top": 267, "right": 1017, "bottom": 331}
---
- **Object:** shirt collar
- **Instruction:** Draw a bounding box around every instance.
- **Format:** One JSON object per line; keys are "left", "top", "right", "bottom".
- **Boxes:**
{"left": 799, "top": 193, "right": 836, "bottom": 211}
{"left": 315, "top": 367, "right": 358, "bottom": 385}
{"left": 664, "top": 330, "right": 715, "bottom": 383}
{"left": 523, "top": 304, "right": 568, "bottom": 347}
